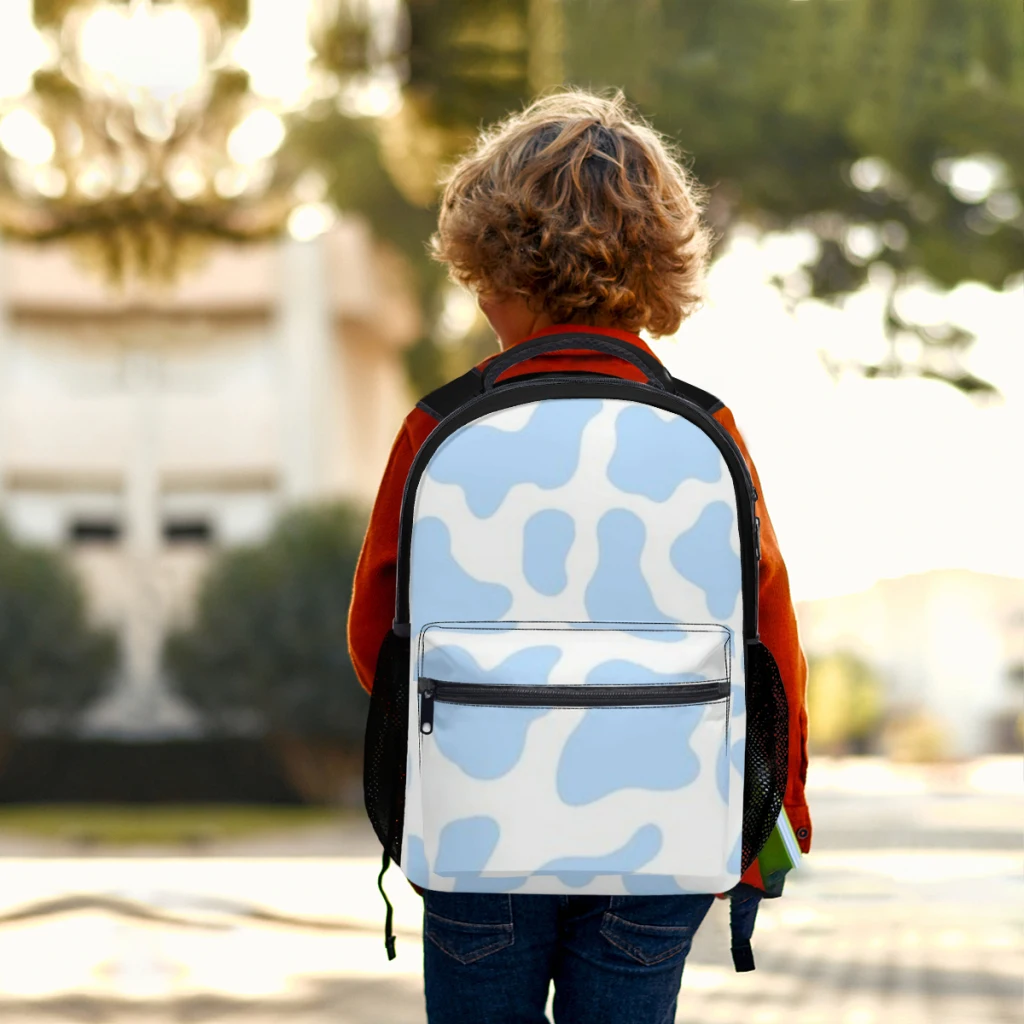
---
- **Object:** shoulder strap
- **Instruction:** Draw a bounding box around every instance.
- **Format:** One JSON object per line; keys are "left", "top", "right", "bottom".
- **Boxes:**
{"left": 417, "top": 366, "right": 724, "bottom": 423}
{"left": 729, "top": 886, "right": 763, "bottom": 972}
{"left": 416, "top": 367, "right": 483, "bottom": 421}
{"left": 377, "top": 850, "right": 397, "bottom": 959}
{"left": 670, "top": 375, "right": 724, "bottom": 415}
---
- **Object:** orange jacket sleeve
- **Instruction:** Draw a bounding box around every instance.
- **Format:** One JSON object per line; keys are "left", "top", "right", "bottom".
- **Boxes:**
{"left": 346, "top": 365, "right": 812, "bottom": 857}
{"left": 714, "top": 406, "right": 811, "bottom": 854}
{"left": 348, "top": 424, "right": 416, "bottom": 692}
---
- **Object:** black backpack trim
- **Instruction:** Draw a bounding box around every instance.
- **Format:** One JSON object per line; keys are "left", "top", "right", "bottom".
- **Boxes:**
{"left": 417, "top": 365, "right": 725, "bottom": 423}
{"left": 396, "top": 375, "right": 759, "bottom": 641}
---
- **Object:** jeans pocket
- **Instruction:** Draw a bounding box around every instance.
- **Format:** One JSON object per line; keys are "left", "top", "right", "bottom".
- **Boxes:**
{"left": 600, "top": 894, "right": 713, "bottom": 967}
{"left": 424, "top": 893, "right": 514, "bottom": 965}
{"left": 600, "top": 913, "right": 696, "bottom": 967}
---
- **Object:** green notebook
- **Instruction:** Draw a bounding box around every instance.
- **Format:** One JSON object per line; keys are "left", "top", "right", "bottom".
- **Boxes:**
{"left": 757, "top": 807, "right": 803, "bottom": 879}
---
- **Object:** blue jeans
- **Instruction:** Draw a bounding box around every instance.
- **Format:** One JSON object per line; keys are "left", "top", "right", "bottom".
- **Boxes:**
{"left": 422, "top": 891, "right": 715, "bottom": 1024}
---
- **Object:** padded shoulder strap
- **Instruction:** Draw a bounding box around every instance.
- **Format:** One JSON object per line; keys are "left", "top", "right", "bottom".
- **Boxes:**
{"left": 416, "top": 367, "right": 483, "bottom": 421}
{"left": 670, "top": 375, "right": 724, "bottom": 415}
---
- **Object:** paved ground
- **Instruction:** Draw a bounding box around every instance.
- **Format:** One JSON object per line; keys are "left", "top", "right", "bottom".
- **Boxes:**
{"left": 0, "top": 758, "right": 1020, "bottom": 1023}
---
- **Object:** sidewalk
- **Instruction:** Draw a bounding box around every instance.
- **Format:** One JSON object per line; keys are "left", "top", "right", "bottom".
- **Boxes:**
{"left": 0, "top": 757, "right": 1019, "bottom": 1023}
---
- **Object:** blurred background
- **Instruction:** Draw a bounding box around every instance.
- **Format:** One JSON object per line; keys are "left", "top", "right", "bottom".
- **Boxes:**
{"left": 0, "top": 0, "right": 1020, "bottom": 1021}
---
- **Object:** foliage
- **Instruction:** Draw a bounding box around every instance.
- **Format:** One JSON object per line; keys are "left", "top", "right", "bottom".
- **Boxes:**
{"left": 164, "top": 503, "right": 369, "bottom": 744}
{"left": 305, "top": 0, "right": 1023, "bottom": 395}
{"left": 0, "top": 803, "right": 335, "bottom": 848}
{"left": 0, "top": 51, "right": 288, "bottom": 281}
{"left": 32, "top": 0, "right": 250, "bottom": 29}
{"left": 561, "top": 0, "right": 1023, "bottom": 394}
{"left": 881, "top": 709, "right": 950, "bottom": 762}
{"left": 290, "top": 0, "right": 550, "bottom": 393}
{"left": 8, "top": 1, "right": 1021, "bottom": 392}
{"left": 0, "top": 526, "right": 117, "bottom": 733}
{"left": 5, "top": 3, "right": 299, "bottom": 281}
{"left": 287, "top": 114, "right": 443, "bottom": 297}
{"left": 806, "top": 651, "right": 884, "bottom": 755}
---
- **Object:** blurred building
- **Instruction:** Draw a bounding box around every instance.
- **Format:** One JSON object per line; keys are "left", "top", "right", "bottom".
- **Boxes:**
{"left": 797, "top": 570, "right": 1024, "bottom": 756}
{"left": 0, "top": 222, "right": 419, "bottom": 736}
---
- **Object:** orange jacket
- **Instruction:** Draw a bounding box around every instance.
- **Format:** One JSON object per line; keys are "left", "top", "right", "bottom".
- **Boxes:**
{"left": 348, "top": 325, "right": 812, "bottom": 861}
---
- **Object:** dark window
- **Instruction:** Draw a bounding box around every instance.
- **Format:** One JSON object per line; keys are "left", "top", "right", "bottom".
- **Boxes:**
{"left": 163, "top": 518, "right": 213, "bottom": 544}
{"left": 69, "top": 518, "right": 121, "bottom": 544}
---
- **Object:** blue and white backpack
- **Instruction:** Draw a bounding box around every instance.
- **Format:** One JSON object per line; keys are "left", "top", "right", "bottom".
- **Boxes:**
{"left": 364, "top": 333, "right": 789, "bottom": 964}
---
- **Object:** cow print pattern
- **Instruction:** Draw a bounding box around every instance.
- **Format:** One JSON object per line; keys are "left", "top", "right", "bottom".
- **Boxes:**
{"left": 403, "top": 398, "right": 747, "bottom": 894}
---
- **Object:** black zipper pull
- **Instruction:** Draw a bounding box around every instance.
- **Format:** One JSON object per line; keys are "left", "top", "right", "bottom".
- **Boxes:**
{"left": 419, "top": 678, "right": 435, "bottom": 734}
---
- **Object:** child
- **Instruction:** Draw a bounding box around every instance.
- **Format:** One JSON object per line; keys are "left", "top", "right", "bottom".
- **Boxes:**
{"left": 349, "top": 89, "right": 810, "bottom": 1024}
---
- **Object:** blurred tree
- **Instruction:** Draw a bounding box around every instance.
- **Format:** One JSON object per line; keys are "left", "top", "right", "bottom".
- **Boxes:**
{"left": 285, "top": 114, "right": 453, "bottom": 393}
{"left": 304, "top": 0, "right": 1022, "bottom": 395}
{"left": 806, "top": 651, "right": 884, "bottom": 755}
{"left": 881, "top": 707, "right": 950, "bottom": 762}
{"left": 32, "top": 0, "right": 250, "bottom": 29}
{"left": 0, "top": 526, "right": 117, "bottom": 734}
{"left": 164, "top": 503, "right": 369, "bottom": 801}
{"left": 0, "top": 1, "right": 294, "bottom": 280}
{"left": 562, "top": 0, "right": 1023, "bottom": 396}
{"left": 6, "top": 2, "right": 1019, "bottom": 391}
{"left": 295, "top": 0, "right": 552, "bottom": 393}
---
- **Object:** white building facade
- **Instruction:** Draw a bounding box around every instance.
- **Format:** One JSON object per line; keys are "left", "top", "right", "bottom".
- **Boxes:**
{"left": 0, "top": 222, "right": 419, "bottom": 736}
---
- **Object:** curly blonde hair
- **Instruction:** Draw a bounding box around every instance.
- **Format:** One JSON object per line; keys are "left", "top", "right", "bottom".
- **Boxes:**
{"left": 431, "top": 90, "right": 711, "bottom": 337}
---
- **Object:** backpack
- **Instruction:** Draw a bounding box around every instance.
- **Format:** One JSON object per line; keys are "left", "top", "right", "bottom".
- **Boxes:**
{"left": 363, "top": 333, "right": 790, "bottom": 965}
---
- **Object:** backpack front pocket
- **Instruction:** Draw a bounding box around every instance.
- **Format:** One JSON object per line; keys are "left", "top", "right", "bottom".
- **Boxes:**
{"left": 415, "top": 622, "right": 735, "bottom": 891}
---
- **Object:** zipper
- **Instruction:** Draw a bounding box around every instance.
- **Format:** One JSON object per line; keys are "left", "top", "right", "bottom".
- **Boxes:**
{"left": 418, "top": 678, "right": 729, "bottom": 734}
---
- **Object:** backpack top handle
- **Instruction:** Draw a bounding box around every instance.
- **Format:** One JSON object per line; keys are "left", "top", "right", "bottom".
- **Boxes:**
{"left": 481, "top": 332, "right": 673, "bottom": 392}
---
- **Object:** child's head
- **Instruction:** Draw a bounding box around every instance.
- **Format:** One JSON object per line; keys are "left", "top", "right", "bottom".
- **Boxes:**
{"left": 432, "top": 89, "right": 711, "bottom": 344}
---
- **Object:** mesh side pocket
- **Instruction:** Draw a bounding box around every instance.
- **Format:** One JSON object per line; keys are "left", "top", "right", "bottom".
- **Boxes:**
{"left": 741, "top": 639, "right": 789, "bottom": 873}
{"left": 363, "top": 628, "right": 409, "bottom": 862}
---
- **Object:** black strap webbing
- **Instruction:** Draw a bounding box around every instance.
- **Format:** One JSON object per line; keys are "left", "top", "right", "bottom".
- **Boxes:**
{"left": 378, "top": 850, "right": 396, "bottom": 960}
{"left": 729, "top": 890, "right": 761, "bottom": 972}
{"left": 731, "top": 940, "right": 756, "bottom": 972}
{"left": 670, "top": 375, "right": 724, "bottom": 415}
{"left": 416, "top": 367, "right": 483, "bottom": 421}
